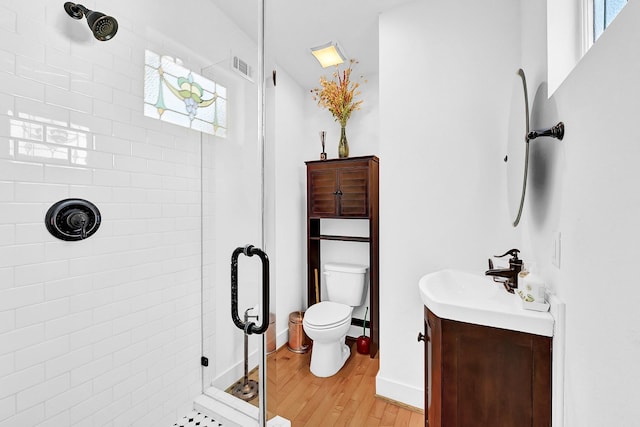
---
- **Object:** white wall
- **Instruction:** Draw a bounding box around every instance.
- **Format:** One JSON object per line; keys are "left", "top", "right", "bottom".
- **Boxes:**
{"left": 305, "top": 73, "right": 380, "bottom": 160}
{"left": 378, "top": 0, "right": 640, "bottom": 424}
{"left": 265, "top": 65, "right": 307, "bottom": 347}
{"left": 522, "top": 1, "right": 640, "bottom": 425}
{"left": 0, "top": 1, "right": 259, "bottom": 425}
{"left": 547, "top": 0, "right": 584, "bottom": 95}
{"left": 377, "top": 0, "right": 522, "bottom": 408}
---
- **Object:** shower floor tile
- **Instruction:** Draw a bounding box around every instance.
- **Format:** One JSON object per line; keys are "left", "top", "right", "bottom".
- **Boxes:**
{"left": 173, "top": 410, "right": 224, "bottom": 427}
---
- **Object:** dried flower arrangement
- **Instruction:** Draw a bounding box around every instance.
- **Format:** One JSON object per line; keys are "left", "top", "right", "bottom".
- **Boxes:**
{"left": 310, "top": 59, "right": 365, "bottom": 128}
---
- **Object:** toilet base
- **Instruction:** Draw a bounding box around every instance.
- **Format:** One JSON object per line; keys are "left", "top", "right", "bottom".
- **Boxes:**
{"left": 309, "top": 340, "right": 350, "bottom": 377}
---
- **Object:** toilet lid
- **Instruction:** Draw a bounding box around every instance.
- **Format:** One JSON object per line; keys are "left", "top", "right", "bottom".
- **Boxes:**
{"left": 304, "top": 301, "right": 352, "bottom": 329}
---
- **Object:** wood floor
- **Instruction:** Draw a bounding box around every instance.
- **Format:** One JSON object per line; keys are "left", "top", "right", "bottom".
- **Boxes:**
{"left": 258, "top": 339, "right": 424, "bottom": 426}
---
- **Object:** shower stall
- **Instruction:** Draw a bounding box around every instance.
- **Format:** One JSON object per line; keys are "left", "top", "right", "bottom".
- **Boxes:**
{"left": 0, "top": 0, "right": 290, "bottom": 425}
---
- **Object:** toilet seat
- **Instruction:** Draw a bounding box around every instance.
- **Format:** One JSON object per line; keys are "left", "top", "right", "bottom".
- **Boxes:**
{"left": 304, "top": 301, "right": 352, "bottom": 330}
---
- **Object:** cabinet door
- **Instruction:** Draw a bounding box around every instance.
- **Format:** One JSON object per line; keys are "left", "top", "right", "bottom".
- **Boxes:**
{"left": 441, "top": 319, "right": 551, "bottom": 427}
{"left": 338, "top": 167, "right": 368, "bottom": 217}
{"left": 309, "top": 169, "right": 338, "bottom": 216}
{"left": 425, "top": 320, "right": 430, "bottom": 427}
{"left": 427, "top": 310, "right": 442, "bottom": 427}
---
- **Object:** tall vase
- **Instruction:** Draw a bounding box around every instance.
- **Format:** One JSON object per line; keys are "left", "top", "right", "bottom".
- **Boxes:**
{"left": 338, "top": 126, "right": 349, "bottom": 158}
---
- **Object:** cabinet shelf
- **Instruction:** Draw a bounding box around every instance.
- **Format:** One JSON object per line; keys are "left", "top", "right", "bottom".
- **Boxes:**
{"left": 310, "top": 235, "right": 370, "bottom": 243}
{"left": 308, "top": 215, "right": 368, "bottom": 220}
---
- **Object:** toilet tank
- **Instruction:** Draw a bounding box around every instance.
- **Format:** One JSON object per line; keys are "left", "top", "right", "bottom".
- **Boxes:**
{"left": 323, "top": 262, "right": 368, "bottom": 306}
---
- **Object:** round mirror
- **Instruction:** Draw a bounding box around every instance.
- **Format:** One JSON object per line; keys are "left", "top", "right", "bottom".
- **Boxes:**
{"left": 506, "top": 69, "right": 530, "bottom": 227}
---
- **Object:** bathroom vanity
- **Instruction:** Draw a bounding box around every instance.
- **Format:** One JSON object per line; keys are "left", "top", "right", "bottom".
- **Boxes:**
{"left": 422, "top": 308, "right": 551, "bottom": 427}
{"left": 418, "top": 269, "right": 553, "bottom": 427}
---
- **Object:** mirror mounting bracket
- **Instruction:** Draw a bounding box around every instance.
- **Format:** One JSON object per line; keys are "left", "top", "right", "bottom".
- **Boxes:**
{"left": 527, "top": 122, "right": 565, "bottom": 142}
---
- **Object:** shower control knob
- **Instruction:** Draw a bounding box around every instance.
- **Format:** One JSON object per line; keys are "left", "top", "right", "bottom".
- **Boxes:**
{"left": 66, "top": 210, "right": 89, "bottom": 239}
{"left": 66, "top": 209, "right": 88, "bottom": 227}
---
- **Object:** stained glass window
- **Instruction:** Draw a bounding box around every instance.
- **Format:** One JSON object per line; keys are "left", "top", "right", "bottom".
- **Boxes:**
{"left": 144, "top": 50, "right": 227, "bottom": 137}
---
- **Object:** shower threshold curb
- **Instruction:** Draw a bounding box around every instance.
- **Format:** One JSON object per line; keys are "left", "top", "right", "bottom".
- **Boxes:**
{"left": 195, "top": 388, "right": 290, "bottom": 427}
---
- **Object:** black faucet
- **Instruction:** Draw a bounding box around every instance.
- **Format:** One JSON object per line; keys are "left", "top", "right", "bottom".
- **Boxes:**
{"left": 485, "top": 249, "right": 523, "bottom": 293}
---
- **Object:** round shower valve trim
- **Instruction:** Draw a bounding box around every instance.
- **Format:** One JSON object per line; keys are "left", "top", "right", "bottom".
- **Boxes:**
{"left": 45, "top": 198, "right": 101, "bottom": 241}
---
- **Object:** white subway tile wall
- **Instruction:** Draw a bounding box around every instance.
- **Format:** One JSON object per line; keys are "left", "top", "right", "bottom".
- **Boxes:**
{"left": 0, "top": 0, "right": 238, "bottom": 425}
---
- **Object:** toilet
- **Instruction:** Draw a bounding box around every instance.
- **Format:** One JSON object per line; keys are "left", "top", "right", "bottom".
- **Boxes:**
{"left": 303, "top": 262, "right": 368, "bottom": 377}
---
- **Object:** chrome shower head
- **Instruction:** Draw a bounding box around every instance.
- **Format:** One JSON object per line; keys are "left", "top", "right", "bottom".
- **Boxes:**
{"left": 64, "top": 2, "right": 118, "bottom": 41}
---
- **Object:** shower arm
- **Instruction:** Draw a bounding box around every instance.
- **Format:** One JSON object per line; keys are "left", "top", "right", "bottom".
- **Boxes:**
{"left": 74, "top": 3, "right": 88, "bottom": 16}
{"left": 64, "top": 2, "right": 89, "bottom": 19}
{"left": 230, "top": 245, "right": 270, "bottom": 335}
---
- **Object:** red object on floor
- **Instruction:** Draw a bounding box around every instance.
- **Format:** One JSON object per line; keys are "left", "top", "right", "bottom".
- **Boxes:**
{"left": 356, "top": 335, "right": 371, "bottom": 354}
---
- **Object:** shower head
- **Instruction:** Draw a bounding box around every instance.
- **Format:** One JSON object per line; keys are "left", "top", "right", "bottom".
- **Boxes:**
{"left": 64, "top": 2, "right": 118, "bottom": 41}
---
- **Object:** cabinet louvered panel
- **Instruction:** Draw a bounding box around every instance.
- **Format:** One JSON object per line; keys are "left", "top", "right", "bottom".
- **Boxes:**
{"left": 339, "top": 168, "right": 368, "bottom": 216}
{"left": 309, "top": 169, "right": 337, "bottom": 216}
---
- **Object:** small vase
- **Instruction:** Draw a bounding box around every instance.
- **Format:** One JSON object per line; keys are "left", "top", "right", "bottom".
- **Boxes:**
{"left": 338, "top": 126, "right": 349, "bottom": 158}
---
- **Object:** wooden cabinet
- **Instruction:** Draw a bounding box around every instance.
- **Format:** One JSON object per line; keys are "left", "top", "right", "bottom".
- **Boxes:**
{"left": 424, "top": 307, "right": 551, "bottom": 427}
{"left": 306, "top": 155, "right": 379, "bottom": 357}
{"left": 308, "top": 165, "right": 369, "bottom": 217}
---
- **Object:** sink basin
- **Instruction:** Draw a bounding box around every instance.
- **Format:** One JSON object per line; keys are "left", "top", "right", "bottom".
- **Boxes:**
{"left": 419, "top": 269, "right": 554, "bottom": 336}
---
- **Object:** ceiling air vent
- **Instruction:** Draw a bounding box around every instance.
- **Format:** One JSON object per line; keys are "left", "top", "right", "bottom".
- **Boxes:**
{"left": 232, "top": 56, "right": 253, "bottom": 82}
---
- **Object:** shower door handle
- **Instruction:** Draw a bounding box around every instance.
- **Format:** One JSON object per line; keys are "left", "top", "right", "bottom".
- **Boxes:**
{"left": 231, "top": 245, "right": 270, "bottom": 335}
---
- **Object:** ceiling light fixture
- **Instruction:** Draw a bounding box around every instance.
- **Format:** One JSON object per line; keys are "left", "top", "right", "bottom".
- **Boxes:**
{"left": 310, "top": 41, "right": 347, "bottom": 68}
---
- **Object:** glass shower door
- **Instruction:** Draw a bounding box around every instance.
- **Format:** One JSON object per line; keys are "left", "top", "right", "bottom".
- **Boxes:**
{"left": 200, "top": 0, "right": 274, "bottom": 425}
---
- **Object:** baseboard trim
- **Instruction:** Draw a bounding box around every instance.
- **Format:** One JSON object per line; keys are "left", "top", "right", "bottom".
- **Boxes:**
{"left": 375, "top": 374, "right": 424, "bottom": 410}
{"left": 275, "top": 329, "right": 288, "bottom": 350}
{"left": 212, "top": 348, "right": 260, "bottom": 390}
{"left": 374, "top": 394, "right": 424, "bottom": 414}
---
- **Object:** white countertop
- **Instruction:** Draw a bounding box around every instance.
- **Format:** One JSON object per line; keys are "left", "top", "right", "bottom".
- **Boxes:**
{"left": 419, "top": 269, "right": 554, "bottom": 337}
